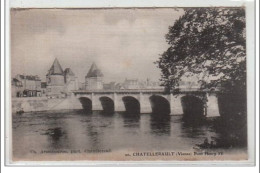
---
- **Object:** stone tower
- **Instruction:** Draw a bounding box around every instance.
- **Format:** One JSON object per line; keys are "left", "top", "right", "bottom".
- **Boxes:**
{"left": 46, "top": 58, "right": 65, "bottom": 97}
{"left": 85, "top": 63, "right": 104, "bottom": 90}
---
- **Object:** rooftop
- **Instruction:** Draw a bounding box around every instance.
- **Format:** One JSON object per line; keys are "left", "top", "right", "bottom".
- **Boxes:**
{"left": 17, "top": 75, "right": 41, "bottom": 81}
{"left": 47, "top": 58, "right": 64, "bottom": 75}
{"left": 86, "top": 62, "right": 104, "bottom": 78}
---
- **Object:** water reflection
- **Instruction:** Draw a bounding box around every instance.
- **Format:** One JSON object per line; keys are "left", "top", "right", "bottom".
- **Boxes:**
{"left": 211, "top": 116, "right": 247, "bottom": 148}
{"left": 82, "top": 112, "right": 114, "bottom": 149}
{"left": 179, "top": 116, "right": 218, "bottom": 147}
{"left": 86, "top": 122, "right": 101, "bottom": 149}
{"left": 150, "top": 114, "right": 171, "bottom": 136}
{"left": 181, "top": 116, "right": 206, "bottom": 128}
{"left": 43, "top": 127, "right": 66, "bottom": 149}
{"left": 12, "top": 110, "right": 247, "bottom": 157}
{"left": 39, "top": 114, "right": 71, "bottom": 149}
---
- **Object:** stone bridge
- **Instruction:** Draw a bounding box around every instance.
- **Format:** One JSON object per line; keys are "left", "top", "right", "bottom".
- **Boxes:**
{"left": 71, "top": 89, "right": 220, "bottom": 117}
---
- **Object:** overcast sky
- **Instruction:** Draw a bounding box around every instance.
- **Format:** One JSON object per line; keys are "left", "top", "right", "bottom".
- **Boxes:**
{"left": 11, "top": 8, "right": 184, "bottom": 83}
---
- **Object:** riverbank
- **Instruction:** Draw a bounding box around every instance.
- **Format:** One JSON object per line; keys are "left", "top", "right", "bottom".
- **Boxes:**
{"left": 12, "top": 97, "right": 82, "bottom": 113}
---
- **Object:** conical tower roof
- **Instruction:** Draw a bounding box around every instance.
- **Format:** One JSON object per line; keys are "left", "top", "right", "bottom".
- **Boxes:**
{"left": 48, "top": 58, "right": 64, "bottom": 75}
{"left": 86, "top": 62, "right": 103, "bottom": 78}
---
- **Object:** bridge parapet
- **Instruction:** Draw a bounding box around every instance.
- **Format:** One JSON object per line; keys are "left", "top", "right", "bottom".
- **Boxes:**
{"left": 72, "top": 87, "right": 220, "bottom": 94}
{"left": 72, "top": 89, "right": 166, "bottom": 94}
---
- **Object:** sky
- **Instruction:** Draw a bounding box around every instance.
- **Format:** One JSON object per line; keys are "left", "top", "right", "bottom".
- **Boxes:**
{"left": 11, "top": 8, "right": 184, "bottom": 83}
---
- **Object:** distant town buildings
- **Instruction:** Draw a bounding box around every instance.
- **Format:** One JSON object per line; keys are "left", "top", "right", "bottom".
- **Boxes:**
{"left": 11, "top": 58, "right": 79, "bottom": 98}
{"left": 11, "top": 74, "right": 42, "bottom": 97}
{"left": 122, "top": 79, "right": 139, "bottom": 89}
{"left": 103, "top": 82, "right": 120, "bottom": 90}
{"left": 102, "top": 78, "right": 164, "bottom": 90}
{"left": 11, "top": 59, "right": 165, "bottom": 98}
{"left": 11, "top": 78, "right": 23, "bottom": 97}
{"left": 119, "top": 78, "right": 163, "bottom": 90}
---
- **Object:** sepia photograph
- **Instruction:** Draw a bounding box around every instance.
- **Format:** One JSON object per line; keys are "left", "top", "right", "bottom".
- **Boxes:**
{"left": 8, "top": 6, "right": 252, "bottom": 163}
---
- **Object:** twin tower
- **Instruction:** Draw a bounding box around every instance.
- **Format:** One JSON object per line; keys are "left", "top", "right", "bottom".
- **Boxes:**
{"left": 46, "top": 58, "right": 103, "bottom": 97}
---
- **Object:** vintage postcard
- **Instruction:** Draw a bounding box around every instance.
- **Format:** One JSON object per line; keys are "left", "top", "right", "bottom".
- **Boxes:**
{"left": 6, "top": 3, "right": 255, "bottom": 165}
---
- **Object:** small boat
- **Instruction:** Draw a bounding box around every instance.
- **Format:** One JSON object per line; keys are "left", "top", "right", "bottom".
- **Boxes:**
{"left": 196, "top": 138, "right": 210, "bottom": 149}
{"left": 195, "top": 138, "right": 217, "bottom": 149}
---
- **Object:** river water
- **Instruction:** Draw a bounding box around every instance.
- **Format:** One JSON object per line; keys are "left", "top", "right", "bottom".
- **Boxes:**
{"left": 12, "top": 110, "right": 247, "bottom": 159}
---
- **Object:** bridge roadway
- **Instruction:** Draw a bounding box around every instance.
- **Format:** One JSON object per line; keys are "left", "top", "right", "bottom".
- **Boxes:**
{"left": 71, "top": 88, "right": 220, "bottom": 117}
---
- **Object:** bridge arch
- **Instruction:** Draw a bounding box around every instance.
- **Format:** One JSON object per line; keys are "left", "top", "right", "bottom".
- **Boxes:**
{"left": 79, "top": 97, "right": 92, "bottom": 113}
{"left": 122, "top": 96, "right": 140, "bottom": 114}
{"left": 99, "top": 96, "right": 115, "bottom": 114}
{"left": 149, "top": 95, "right": 171, "bottom": 115}
{"left": 181, "top": 95, "right": 204, "bottom": 117}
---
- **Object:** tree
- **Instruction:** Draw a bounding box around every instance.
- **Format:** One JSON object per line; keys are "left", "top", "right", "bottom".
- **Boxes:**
{"left": 156, "top": 8, "right": 246, "bottom": 94}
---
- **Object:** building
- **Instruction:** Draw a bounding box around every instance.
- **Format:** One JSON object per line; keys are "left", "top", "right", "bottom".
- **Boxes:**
{"left": 120, "top": 78, "right": 163, "bottom": 90}
{"left": 121, "top": 78, "right": 139, "bottom": 89}
{"left": 78, "top": 82, "right": 85, "bottom": 90}
{"left": 46, "top": 58, "right": 65, "bottom": 97}
{"left": 145, "top": 78, "right": 164, "bottom": 89}
{"left": 41, "top": 82, "right": 47, "bottom": 97}
{"left": 46, "top": 58, "right": 79, "bottom": 98}
{"left": 14, "top": 74, "right": 42, "bottom": 97}
{"left": 11, "top": 78, "right": 23, "bottom": 97}
{"left": 85, "top": 63, "right": 104, "bottom": 90}
{"left": 64, "top": 68, "right": 79, "bottom": 95}
{"left": 102, "top": 78, "right": 164, "bottom": 91}
{"left": 103, "top": 82, "right": 122, "bottom": 90}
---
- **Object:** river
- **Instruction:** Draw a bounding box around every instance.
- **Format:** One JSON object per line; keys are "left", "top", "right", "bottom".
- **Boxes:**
{"left": 12, "top": 110, "right": 247, "bottom": 160}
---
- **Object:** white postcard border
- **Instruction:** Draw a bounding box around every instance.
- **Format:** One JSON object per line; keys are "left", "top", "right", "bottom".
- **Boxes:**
{"left": 4, "top": 0, "right": 256, "bottom": 166}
